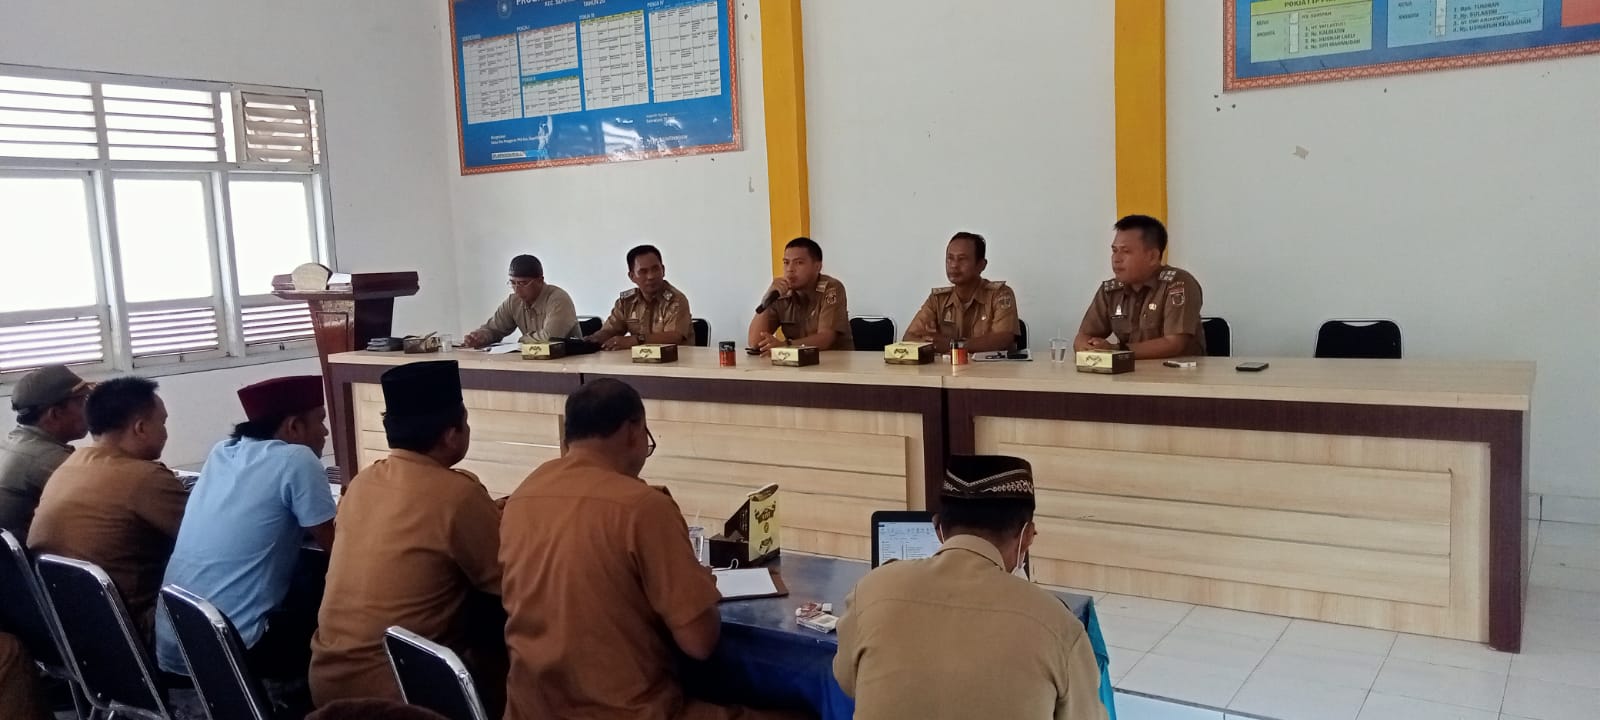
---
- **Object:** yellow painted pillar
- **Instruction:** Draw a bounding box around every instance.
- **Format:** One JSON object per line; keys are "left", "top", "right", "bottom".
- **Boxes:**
{"left": 761, "top": 0, "right": 810, "bottom": 275}
{"left": 1114, "top": 0, "right": 1168, "bottom": 228}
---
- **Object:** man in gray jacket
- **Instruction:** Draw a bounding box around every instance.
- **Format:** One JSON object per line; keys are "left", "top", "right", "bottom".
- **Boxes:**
{"left": 0, "top": 365, "right": 90, "bottom": 543}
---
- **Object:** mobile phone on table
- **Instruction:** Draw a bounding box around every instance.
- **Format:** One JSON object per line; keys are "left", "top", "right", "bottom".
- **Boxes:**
{"left": 1235, "top": 362, "right": 1269, "bottom": 372}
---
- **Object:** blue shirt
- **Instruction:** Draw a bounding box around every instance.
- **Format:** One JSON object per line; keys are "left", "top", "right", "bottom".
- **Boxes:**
{"left": 155, "top": 437, "right": 336, "bottom": 674}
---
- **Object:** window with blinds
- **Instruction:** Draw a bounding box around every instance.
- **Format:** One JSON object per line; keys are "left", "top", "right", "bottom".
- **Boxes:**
{"left": 0, "top": 65, "right": 330, "bottom": 377}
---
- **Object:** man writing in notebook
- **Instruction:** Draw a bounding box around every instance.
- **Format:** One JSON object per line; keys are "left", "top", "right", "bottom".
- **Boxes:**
{"left": 499, "top": 379, "right": 805, "bottom": 720}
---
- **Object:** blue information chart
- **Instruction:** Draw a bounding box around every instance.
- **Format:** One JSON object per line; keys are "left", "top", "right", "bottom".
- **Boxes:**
{"left": 1227, "top": 0, "right": 1600, "bottom": 89}
{"left": 449, "top": 0, "right": 740, "bottom": 173}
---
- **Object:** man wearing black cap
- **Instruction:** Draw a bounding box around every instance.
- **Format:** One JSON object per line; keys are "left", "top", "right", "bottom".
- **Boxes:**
{"left": 0, "top": 365, "right": 91, "bottom": 544}
{"left": 462, "top": 254, "right": 580, "bottom": 348}
{"left": 155, "top": 375, "right": 337, "bottom": 684}
{"left": 309, "top": 360, "right": 504, "bottom": 712}
{"left": 834, "top": 455, "right": 1105, "bottom": 720}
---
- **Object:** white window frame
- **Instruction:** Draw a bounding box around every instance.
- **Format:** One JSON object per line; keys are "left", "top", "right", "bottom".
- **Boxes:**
{"left": 0, "top": 63, "right": 335, "bottom": 382}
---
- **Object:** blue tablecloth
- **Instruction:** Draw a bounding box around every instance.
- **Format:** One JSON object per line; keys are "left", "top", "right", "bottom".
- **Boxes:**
{"left": 694, "top": 554, "right": 1117, "bottom": 720}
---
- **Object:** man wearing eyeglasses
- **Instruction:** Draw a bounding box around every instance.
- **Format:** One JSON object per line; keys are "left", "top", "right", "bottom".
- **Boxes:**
{"left": 462, "top": 254, "right": 580, "bottom": 348}
{"left": 499, "top": 379, "right": 802, "bottom": 720}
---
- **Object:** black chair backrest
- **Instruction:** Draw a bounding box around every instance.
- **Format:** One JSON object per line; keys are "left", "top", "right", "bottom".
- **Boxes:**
{"left": 690, "top": 318, "right": 709, "bottom": 347}
{"left": 161, "top": 585, "right": 272, "bottom": 720}
{"left": 0, "top": 530, "right": 67, "bottom": 670}
{"left": 1315, "top": 319, "right": 1402, "bottom": 359}
{"left": 36, "top": 554, "right": 171, "bottom": 719}
{"left": 1015, "top": 319, "right": 1029, "bottom": 351}
{"left": 1201, "top": 317, "right": 1232, "bottom": 357}
{"left": 576, "top": 316, "right": 602, "bottom": 337}
{"left": 384, "top": 626, "right": 488, "bottom": 720}
{"left": 849, "top": 316, "right": 896, "bottom": 352}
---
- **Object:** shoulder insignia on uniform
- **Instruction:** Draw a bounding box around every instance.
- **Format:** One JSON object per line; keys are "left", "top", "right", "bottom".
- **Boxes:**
{"left": 1101, "top": 279, "right": 1123, "bottom": 292}
{"left": 815, "top": 279, "right": 830, "bottom": 292}
{"left": 662, "top": 288, "right": 675, "bottom": 301}
{"left": 931, "top": 285, "right": 954, "bottom": 294}
{"left": 985, "top": 280, "right": 1008, "bottom": 289}
{"left": 619, "top": 288, "right": 637, "bottom": 299}
{"left": 1160, "top": 269, "right": 1177, "bottom": 282}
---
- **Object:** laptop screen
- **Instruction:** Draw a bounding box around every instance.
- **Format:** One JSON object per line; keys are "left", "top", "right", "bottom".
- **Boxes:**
{"left": 872, "top": 514, "right": 941, "bottom": 568}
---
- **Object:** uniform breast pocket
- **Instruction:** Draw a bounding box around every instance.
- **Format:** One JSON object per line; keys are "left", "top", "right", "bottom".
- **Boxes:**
{"left": 1137, "top": 313, "right": 1165, "bottom": 340}
{"left": 1110, "top": 316, "right": 1135, "bottom": 339}
{"left": 626, "top": 317, "right": 646, "bottom": 335}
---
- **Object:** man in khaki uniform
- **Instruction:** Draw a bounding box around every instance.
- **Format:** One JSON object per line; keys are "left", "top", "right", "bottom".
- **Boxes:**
{"left": 0, "top": 365, "right": 91, "bottom": 544}
{"left": 585, "top": 244, "right": 693, "bottom": 349}
{"left": 29, "top": 376, "right": 186, "bottom": 642}
{"left": 835, "top": 455, "right": 1106, "bottom": 720}
{"left": 747, "top": 236, "right": 853, "bottom": 352}
{"left": 1075, "top": 215, "right": 1204, "bottom": 359}
{"left": 309, "top": 360, "right": 504, "bottom": 712}
{"left": 500, "top": 379, "right": 803, "bottom": 720}
{"left": 463, "top": 254, "right": 579, "bottom": 347}
{"left": 903, "top": 232, "right": 1020, "bottom": 353}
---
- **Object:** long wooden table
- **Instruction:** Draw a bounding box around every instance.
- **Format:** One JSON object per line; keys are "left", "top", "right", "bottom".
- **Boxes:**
{"left": 327, "top": 349, "right": 1534, "bottom": 651}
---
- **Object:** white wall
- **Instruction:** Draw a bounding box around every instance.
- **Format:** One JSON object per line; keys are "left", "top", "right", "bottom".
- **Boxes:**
{"left": 804, "top": 0, "right": 1117, "bottom": 345}
{"left": 1167, "top": 2, "right": 1600, "bottom": 506}
{"left": 445, "top": 0, "right": 771, "bottom": 348}
{"left": 0, "top": 0, "right": 462, "bottom": 465}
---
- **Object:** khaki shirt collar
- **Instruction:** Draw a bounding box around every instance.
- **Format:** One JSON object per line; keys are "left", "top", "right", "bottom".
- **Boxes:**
{"left": 389, "top": 448, "right": 447, "bottom": 469}
{"left": 934, "top": 533, "right": 1007, "bottom": 569}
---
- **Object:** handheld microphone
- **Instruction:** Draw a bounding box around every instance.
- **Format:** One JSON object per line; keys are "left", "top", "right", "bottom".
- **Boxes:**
{"left": 754, "top": 289, "right": 780, "bottom": 314}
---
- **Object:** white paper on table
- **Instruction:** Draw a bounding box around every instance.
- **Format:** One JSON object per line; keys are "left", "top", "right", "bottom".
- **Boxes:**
{"left": 483, "top": 343, "right": 522, "bottom": 354}
{"left": 713, "top": 568, "right": 777, "bottom": 599}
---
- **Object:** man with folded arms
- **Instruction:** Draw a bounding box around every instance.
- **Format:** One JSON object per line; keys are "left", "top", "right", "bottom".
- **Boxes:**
{"left": 156, "top": 375, "right": 336, "bottom": 684}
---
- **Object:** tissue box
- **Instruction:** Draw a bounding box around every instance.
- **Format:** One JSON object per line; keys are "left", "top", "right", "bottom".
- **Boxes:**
{"left": 520, "top": 341, "right": 565, "bottom": 360}
{"left": 631, "top": 343, "right": 679, "bottom": 363}
{"left": 770, "top": 346, "right": 820, "bottom": 367}
{"left": 1075, "top": 349, "right": 1133, "bottom": 374}
{"left": 883, "top": 342, "right": 935, "bottom": 365}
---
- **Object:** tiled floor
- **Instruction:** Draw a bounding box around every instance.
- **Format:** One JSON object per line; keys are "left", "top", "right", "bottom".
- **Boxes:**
{"left": 1073, "top": 521, "right": 1600, "bottom": 720}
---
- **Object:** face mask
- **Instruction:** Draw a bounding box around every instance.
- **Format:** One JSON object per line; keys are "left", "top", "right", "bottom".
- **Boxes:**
{"left": 1012, "top": 531, "right": 1030, "bottom": 580}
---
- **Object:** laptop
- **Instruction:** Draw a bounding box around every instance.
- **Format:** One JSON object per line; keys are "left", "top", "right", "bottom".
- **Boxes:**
{"left": 869, "top": 509, "right": 1030, "bottom": 578}
{"left": 870, "top": 510, "right": 940, "bottom": 568}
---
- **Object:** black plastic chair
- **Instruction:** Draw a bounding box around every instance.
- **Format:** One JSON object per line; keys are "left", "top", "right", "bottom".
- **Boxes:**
{"left": 384, "top": 626, "right": 488, "bottom": 720}
{"left": 1315, "top": 319, "right": 1402, "bottom": 359}
{"left": 1015, "top": 319, "right": 1029, "bottom": 351}
{"left": 36, "top": 554, "right": 172, "bottom": 719}
{"left": 576, "top": 316, "right": 602, "bottom": 338}
{"left": 690, "top": 318, "right": 709, "bottom": 347}
{"left": 1202, "top": 317, "right": 1232, "bottom": 357}
{"left": 0, "top": 530, "right": 89, "bottom": 718}
{"left": 849, "top": 316, "right": 896, "bottom": 352}
{"left": 161, "top": 585, "right": 273, "bottom": 720}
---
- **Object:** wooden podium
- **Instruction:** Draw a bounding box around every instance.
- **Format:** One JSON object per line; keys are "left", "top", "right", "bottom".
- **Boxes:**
{"left": 271, "top": 269, "right": 419, "bottom": 396}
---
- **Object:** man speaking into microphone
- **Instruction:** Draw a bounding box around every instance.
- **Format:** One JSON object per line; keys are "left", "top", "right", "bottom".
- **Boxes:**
{"left": 747, "top": 237, "right": 854, "bottom": 352}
